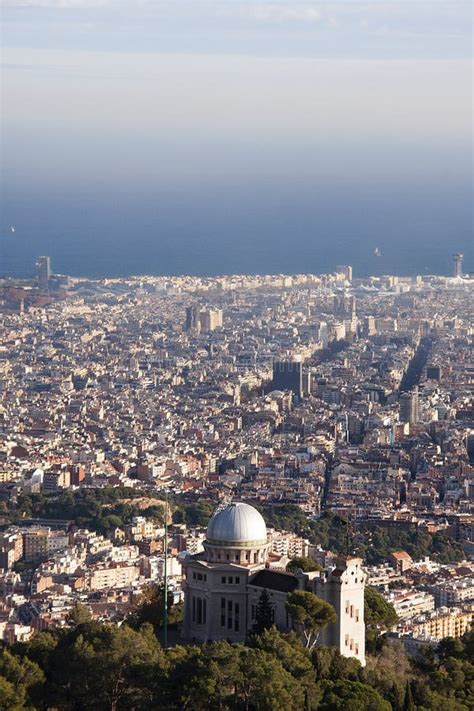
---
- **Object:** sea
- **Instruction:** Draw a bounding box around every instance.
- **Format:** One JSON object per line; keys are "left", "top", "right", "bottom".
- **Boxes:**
{"left": 1, "top": 181, "right": 472, "bottom": 279}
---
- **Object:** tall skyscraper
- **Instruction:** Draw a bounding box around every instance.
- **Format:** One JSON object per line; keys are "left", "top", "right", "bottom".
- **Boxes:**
{"left": 37, "top": 256, "right": 52, "bottom": 292}
{"left": 334, "top": 294, "right": 356, "bottom": 318}
{"left": 184, "top": 306, "right": 200, "bottom": 332}
{"left": 453, "top": 253, "right": 463, "bottom": 278}
{"left": 399, "top": 387, "right": 419, "bottom": 424}
{"left": 185, "top": 307, "right": 223, "bottom": 333}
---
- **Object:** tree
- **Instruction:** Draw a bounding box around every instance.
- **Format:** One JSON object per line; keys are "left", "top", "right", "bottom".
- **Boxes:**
{"left": 3, "top": 617, "right": 472, "bottom": 710}
{"left": 365, "top": 586, "right": 398, "bottom": 653}
{"left": 0, "top": 676, "right": 26, "bottom": 711}
{"left": 365, "top": 587, "right": 398, "bottom": 629}
{"left": 409, "top": 630, "right": 474, "bottom": 710}
{"left": 251, "top": 589, "right": 274, "bottom": 636}
{"left": 287, "top": 557, "right": 323, "bottom": 574}
{"left": 312, "top": 646, "right": 362, "bottom": 682}
{"left": 160, "top": 641, "right": 244, "bottom": 710}
{"left": 403, "top": 680, "right": 415, "bottom": 711}
{"left": 257, "top": 504, "right": 309, "bottom": 535}
{"left": 44, "top": 622, "right": 164, "bottom": 710}
{"left": 0, "top": 649, "right": 44, "bottom": 710}
{"left": 128, "top": 582, "right": 183, "bottom": 635}
{"left": 252, "top": 627, "right": 321, "bottom": 708}
{"left": 202, "top": 641, "right": 243, "bottom": 709}
{"left": 177, "top": 502, "right": 214, "bottom": 527}
{"left": 160, "top": 645, "right": 221, "bottom": 709}
{"left": 67, "top": 602, "right": 92, "bottom": 626}
{"left": 101, "top": 514, "right": 124, "bottom": 530}
{"left": 364, "top": 641, "right": 411, "bottom": 710}
{"left": 437, "top": 637, "right": 464, "bottom": 660}
{"left": 286, "top": 591, "right": 336, "bottom": 648}
{"left": 236, "top": 647, "right": 305, "bottom": 710}
{"left": 320, "top": 679, "right": 391, "bottom": 711}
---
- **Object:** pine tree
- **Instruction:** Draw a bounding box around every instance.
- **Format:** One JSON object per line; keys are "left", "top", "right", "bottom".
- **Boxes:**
{"left": 403, "top": 680, "right": 415, "bottom": 711}
{"left": 252, "top": 589, "right": 274, "bottom": 635}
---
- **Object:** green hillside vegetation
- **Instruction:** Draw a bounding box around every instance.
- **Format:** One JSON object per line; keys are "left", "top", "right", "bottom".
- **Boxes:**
{"left": 258, "top": 506, "right": 464, "bottom": 564}
{"left": 8, "top": 488, "right": 164, "bottom": 534}
{"left": 3, "top": 622, "right": 472, "bottom": 710}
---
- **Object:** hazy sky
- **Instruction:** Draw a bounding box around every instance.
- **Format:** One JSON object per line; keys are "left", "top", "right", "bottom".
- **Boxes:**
{"left": 1, "top": 1, "right": 472, "bottom": 276}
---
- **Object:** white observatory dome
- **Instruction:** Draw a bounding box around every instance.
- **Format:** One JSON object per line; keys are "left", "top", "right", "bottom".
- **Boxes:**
{"left": 206, "top": 502, "right": 267, "bottom": 546}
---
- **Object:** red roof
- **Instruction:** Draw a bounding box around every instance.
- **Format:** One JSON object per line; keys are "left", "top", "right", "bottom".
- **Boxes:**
{"left": 390, "top": 551, "right": 412, "bottom": 560}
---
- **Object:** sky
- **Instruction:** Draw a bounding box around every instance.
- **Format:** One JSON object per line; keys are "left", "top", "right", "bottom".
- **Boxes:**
{"left": 0, "top": 1, "right": 472, "bottom": 277}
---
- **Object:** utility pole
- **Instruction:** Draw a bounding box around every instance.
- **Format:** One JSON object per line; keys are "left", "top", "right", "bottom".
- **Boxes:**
{"left": 346, "top": 517, "right": 350, "bottom": 557}
{"left": 163, "top": 488, "right": 168, "bottom": 649}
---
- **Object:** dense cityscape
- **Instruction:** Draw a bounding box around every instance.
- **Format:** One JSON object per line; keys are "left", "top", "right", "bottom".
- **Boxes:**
{"left": 0, "top": 257, "right": 472, "bottom": 710}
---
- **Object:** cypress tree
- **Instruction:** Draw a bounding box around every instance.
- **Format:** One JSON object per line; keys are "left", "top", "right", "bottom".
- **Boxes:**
{"left": 403, "top": 680, "right": 415, "bottom": 711}
{"left": 252, "top": 589, "right": 274, "bottom": 635}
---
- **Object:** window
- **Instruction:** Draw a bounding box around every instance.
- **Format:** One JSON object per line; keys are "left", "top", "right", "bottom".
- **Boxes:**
{"left": 221, "top": 597, "right": 226, "bottom": 627}
{"left": 197, "top": 597, "right": 203, "bottom": 624}
{"left": 350, "top": 605, "right": 354, "bottom": 618}
{"left": 227, "top": 600, "right": 233, "bottom": 629}
{"left": 197, "top": 573, "right": 203, "bottom": 581}
{"left": 345, "top": 601, "right": 350, "bottom": 614}
{"left": 203, "top": 599, "right": 207, "bottom": 625}
{"left": 355, "top": 610, "right": 359, "bottom": 622}
{"left": 221, "top": 576, "right": 226, "bottom": 584}
{"left": 345, "top": 635, "right": 349, "bottom": 647}
{"left": 192, "top": 572, "right": 196, "bottom": 580}
{"left": 192, "top": 597, "right": 196, "bottom": 623}
{"left": 228, "top": 576, "right": 233, "bottom": 584}
{"left": 251, "top": 604, "right": 256, "bottom": 620}
{"left": 235, "top": 603, "right": 240, "bottom": 632}
{"left": 235, "top": 554, "right": 239, "bottom": 561}
{"left": 235, "top": 576, "right": 240, "bottom": 584}
{"left": 355, "top": 644, "right": 359, "bottom": 655}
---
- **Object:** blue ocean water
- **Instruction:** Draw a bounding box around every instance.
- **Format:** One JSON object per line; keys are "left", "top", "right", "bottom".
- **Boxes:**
{"left": 1, "top": 178, "right": 472, "bottom": 279}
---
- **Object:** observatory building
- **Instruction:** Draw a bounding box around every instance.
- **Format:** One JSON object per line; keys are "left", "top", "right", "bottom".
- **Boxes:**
{"left": 181, "top": 501, "right": 366, "bottom": 665}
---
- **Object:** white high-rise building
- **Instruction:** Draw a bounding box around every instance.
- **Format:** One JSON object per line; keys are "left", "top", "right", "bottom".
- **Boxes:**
{"left": 181, "top": 502, "right": 366, "bottom": 665}
{"left": 199, "top": 308, "right": 223, "bottom": 332}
